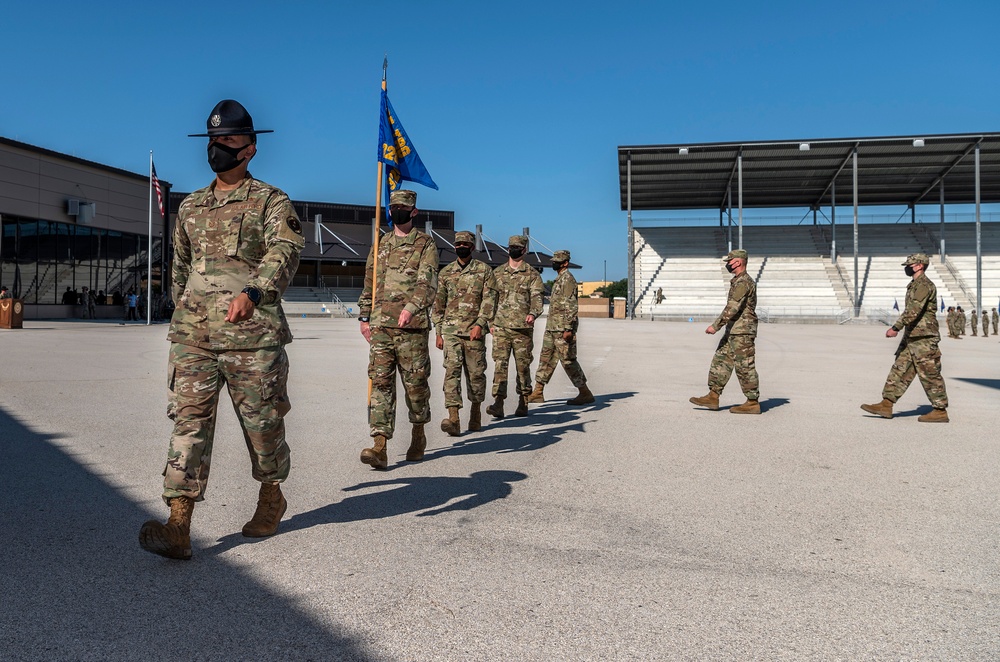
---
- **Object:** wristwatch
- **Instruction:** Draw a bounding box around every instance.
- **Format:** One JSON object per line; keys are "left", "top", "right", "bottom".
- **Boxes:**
{"left": 358, "top": 316, "right": 370, "bottom": 322}
{"left": 241, "top": 287, "right": 263, "bottom": 306}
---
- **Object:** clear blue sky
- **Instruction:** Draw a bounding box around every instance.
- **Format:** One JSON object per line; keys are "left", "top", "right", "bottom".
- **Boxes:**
{"left": 2, "top": 0, "right": 998, "bottom": 281}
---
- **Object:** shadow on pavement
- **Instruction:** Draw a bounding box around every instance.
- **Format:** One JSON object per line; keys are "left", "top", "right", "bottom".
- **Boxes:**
{"left": 0, "top": 407, "right": 373, "bottom": 662}
{"left": 208, "top": 470, "right": 528, "bottom": 555}
{"left": 759, "top": 397, "right": 790, "bottom": 412}
{"left": 953, "top": 377, "right": 1000, "bottom": 391}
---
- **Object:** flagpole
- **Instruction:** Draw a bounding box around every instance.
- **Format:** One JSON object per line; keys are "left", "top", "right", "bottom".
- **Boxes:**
{"left": 368, "top": 62, "right": 388, "bottom": 410}
{"left": 147, "top": 150, "right": 153, "bottom": 326}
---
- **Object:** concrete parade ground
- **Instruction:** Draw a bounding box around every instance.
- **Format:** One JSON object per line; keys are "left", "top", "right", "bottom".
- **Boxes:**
{"left": 1, "top": 316, "right": 998, "bottom": 661}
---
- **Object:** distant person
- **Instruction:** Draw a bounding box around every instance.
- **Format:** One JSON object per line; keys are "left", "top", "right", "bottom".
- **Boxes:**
{"left": 61, "top": 286, "right": 75, "bottom": 305}
{"left": 139, "top": 98, "right": 304, "bottom": 560}
{"left": 655, "top": 286, "right": 664, "bottom": 304}
{"left": 970, "top": 309, "right": 978, "bottom": 336}
{"left": 126, "top": 291, "right": 138, "bottom": 321}
{"left": 96, "top": 290, "right": 107, "bottom": 305}
{"left": 528, "top": 249, "right": 594, "bottom": 406}
{"left": 112, "top": 290, "right": 123, "bottom": 306}
{"left": 992, "top": 308, "right": 998, "bottom": 336}
{"left": 861, "top": 253, "right": 948, "bottom": 423}
{"left": 85, "top": 287, "right": 97, "bottom": 319}
{"left": 957, "top": 306, "right": 966, "bottom": 336}
{"left": 690, "top": 249, "right": 761, "bottom": 414}
{"left": 0, "top": 286, "right": 11, "bottom": 299}
{"left": 981, "top": 310, "right": 989, "bottom": 338}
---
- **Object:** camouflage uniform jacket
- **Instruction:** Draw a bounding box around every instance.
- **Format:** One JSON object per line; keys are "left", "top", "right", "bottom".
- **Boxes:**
{"left": 545, "top": 269, "right": 579, "bottom": 333}
{"left": 492, "top": 262, "right": 544, "bottom": 329}
{"left": 890, "top": 273, "right": 939, "bottom": 339}
{"left": 713, "top": 271, "right": 757, "bottom": 336}
{"left": 168, "top": 174, "right": 304, "bottom": 350}
{"left": 432, "top": 258, "right": 497, "bottom": 337}
{"left": 359, "top": 228, "right": 439, "bottom": 329}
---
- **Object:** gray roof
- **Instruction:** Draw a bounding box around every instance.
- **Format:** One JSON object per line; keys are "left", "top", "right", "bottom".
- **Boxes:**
{"left": 618, "top": 133, "right": 1000, "bottom": 211}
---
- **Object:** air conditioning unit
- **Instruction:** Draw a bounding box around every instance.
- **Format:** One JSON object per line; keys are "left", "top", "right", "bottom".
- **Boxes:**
{"left": 67, "top": 199, "right": 80, "bottom": 215}
{"left": 78, "top": 202, "right": 97, "bottom": 225}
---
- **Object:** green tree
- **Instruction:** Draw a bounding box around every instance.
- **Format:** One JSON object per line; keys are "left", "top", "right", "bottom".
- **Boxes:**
{"left": 595, "top": 278, "right": 627, "bottom": 299}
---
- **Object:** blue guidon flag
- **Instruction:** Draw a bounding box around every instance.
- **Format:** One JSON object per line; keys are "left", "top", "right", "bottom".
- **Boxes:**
{"left": 378, "top": 89, "right": 437, "bottom": 224}
{"left": 893, "top": 299, "right": 899, "bottom": 312}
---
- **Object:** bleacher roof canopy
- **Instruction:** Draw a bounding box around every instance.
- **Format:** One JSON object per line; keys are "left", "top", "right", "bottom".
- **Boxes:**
{"left": 618, "top": 133, "right": 1000, "bottom": 211}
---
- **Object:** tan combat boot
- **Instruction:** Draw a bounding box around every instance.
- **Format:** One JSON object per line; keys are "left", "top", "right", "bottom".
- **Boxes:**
{"left": 860, "top": 398, "right": 893, "bottom": 419}
{"left": 361, "top": 434, "right": 388, "bottom": 469}
{"left": 689, "top": 391, "right": 720, "bottom": 410}
{"left": 406, "top": 424, "right": 427, "bottom": 461}
{"left": 139, "top": 496, "right": 194, "bottom": 560}
{"left": 486, "top": 396, "right": 505, "bottom": 419}
{"left": 441, "top": 407, "right": 461, "bottom": 437}
{"left": 567, "top": 385, "right": 595, "bottom": 405}
{"left": 917, "top": 408, "right": 949, "bottom": 423}
{"left": 514, "top": 394, "right": 529, "bottom": 417}
{"left": 526, "top": 383, "right": 545, "bottom": 404}
{"left": 730, "top": 399, "right": 761, "bottom": 415}
{"left": 242, "top": 482, "right": 287, "bottom": 537}
{"left": 468, "top": 402, "right": 482, "bottom": 432}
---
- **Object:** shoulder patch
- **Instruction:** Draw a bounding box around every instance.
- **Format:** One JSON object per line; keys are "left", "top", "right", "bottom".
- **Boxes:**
{"left": 286, "top": 216, "right": 302, "bottom": 234}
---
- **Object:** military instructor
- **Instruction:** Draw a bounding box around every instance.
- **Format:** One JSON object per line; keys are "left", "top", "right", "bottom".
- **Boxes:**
{"left": 140, "top": 99, "right": 305, "bottom": 560}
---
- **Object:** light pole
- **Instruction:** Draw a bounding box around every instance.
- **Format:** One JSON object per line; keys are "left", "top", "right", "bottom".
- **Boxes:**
{"left": 603, "top": 260, "right": 607, "bottom": 287}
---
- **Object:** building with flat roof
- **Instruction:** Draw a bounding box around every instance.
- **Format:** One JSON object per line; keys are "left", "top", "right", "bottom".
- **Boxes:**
{"left": 0, "top": 137, "right": 170, "bottom": 319}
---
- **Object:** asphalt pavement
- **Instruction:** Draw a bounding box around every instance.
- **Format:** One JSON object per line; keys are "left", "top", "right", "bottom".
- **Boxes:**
{"left": 1, "top": 317, "right": 997, "bottom": 661}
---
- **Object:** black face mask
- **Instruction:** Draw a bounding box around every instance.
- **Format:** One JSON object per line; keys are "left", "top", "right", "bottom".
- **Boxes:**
{"left": 904, "top": 265, "right": 915, "bottom": 277}
{"left": 456, "top": 246, "right": 472, "bottom": 259}
{"left": 551, "top": 261, "right": 565, "bottom": 271}
{"left": 508, "top": 247, "right": 524, "bottom": 259}
{"left": 725, "top": 262, "right": 737, "bottom": 273}
{"left": 208, "top": 142, "right": 247, "bottom": 173}
{"left": 391, "top": 208, "right": 413, "bottom": 227}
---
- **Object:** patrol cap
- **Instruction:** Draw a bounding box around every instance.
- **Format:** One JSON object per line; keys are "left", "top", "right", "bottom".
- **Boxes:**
{"left": 552, "top": 250, "right": 570, "bottom": 262}
{"left": 723, "top": 249, "right": 748, "bottom": 261}
{"left": 390, "top": 190, "right": 417, "bottom": 207}
{"left": 188, "top": 99, "right": 273, "bottom": 137}
{"left": 508, "top": 235, "right": 528, "bottom": 248}
{"left": 902, "top": 252, "right": 930, "bottom": 266}
{"left": 454, "top": 230, "right": 475, "bottom": 244}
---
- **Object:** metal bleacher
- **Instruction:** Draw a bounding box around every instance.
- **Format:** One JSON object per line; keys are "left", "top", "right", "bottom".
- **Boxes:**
{"left": 635, "top": 222, "right": 1000, "bottom": 323}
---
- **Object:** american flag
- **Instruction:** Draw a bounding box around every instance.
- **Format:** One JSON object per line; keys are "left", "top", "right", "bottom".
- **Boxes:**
{"left": 151, "top": 162, "right": 165, "bottom": 218}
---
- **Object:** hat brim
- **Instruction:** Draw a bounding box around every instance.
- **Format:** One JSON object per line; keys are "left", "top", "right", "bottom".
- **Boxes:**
{"left": 188, "top": 129, "right": 274, "bottom": 137}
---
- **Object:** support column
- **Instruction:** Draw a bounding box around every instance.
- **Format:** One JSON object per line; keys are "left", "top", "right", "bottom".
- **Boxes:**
{"left": 853, "top": 149, "right": 859, "bottom": 318}
{"left": 737, "top": 153, "right": 744, "bottom": 250}
{"left": 627, "top": 153, "right": 634, "bottom": 320}
{"left": 831, "top": 180, "right": 837, "bottom": 264}
{"left": 939, "top": 181, "right": 945, "bottom": 264}
{"left": 975, "top": 144, "right": 982, "bottom": 312}
{"left": 726, "top": 184, "right": 733, "bottom": 252}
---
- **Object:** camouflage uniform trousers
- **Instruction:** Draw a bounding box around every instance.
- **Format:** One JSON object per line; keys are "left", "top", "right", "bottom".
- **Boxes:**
{"left": 369, "top": 326, "right": 431, "bottom": 439}
{"left": 163, "top": 343, "right": 291, "bottom": 503}
{"left": 882, "top": 336, "right": 948, "bottom": 409}
{"left": 707, "top": 333, "right": 760, "bottom": 400}
{"left": 534, "top": 330, "right": 588, "bottom": 388}
{"left": 442, "top": 334, "right": 488, "bottom": 409}
{"left": 491, "top": 327, "right": 535, "bottom": 398}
